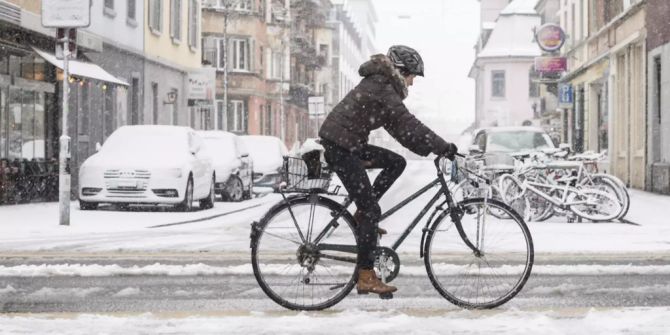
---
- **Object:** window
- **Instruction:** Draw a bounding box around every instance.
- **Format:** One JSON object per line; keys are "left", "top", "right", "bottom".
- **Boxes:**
{"left": 170, "top": 0, "right": 182, "bottom": 42}
{"left": 216, "top": 100, "right": 225, "bottom": 129}
{"left": 130, "top": 77, "right": 139, "bottom": 125}
{"left": 655, "top": 56, "right": 662, "bottom": 124}
{"left": 152, "top": 82, "right": 159, "bottom": 124}
{"left": 149, "top": 0, "right": 162, "bottom": 33}
{"left": 0, "top": 89, "right": 5, "bottom": 158}
{"left": 78, "top": 83, "right": 89, "bottom": 135}
{"left": 228, "top": 100, "right": 247, "bottom": 132}
{"left": 265, "top": 104, "right": 273, "bottom": 135}
{"left": 234, "top": 0, "right": 252, "bottom": 11}
{"left": 580, "top": 0, "right": 585, "bottom": 40}
{"left": 491, "top": 71, "right": 505, "bottom": 98}
{"left": 571, "top": 3, "right": 575, "bottom": 44}
{"left": 271, "top": 51, "right": 282, "bottom": 79}
{"left": 105, "top": 0, "right": 114, "bottom": 9}
{"left": 529, "top": 68, "right": 539, "bottom": 98}
{"left": 231, "top": 39, "right": 249, "bottom": 71}
{"left": 127, "top": 0, "right": 136, "bottom": 21}
{"left": 188, "top": 0, "right": 199, "bottom": 49}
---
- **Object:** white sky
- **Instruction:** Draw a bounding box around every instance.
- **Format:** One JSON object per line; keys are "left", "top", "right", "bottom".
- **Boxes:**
{"left": 372, "top": 0, "right": 480, "bottom": 135}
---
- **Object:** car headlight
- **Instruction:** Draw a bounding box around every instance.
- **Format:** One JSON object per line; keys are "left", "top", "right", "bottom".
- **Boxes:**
{"left": 156, "top": 168, "right": 182, "bottom": 178}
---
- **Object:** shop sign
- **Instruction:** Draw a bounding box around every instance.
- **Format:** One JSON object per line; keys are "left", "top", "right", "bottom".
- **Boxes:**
{"left": 187, "top": 68, "right": 216, "bottom": 101}
{"left": 535, "top": 56, "right": 567, "bottom": 74}
{"left": 535, "top": 23, "right": 566, "bottom": 52}
{"left": 42, "top": 0, "right": 91, "bottom": 28}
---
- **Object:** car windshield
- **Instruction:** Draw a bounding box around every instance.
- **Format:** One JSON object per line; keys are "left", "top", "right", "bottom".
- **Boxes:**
{"left": 486, "top": 131, "right": 554, "bottom": 153}
{"left": 201, "top": 137, "right": 237, "bottom": 163}
{"left": 102, "top": 129, "right": 187, "bottom": 155}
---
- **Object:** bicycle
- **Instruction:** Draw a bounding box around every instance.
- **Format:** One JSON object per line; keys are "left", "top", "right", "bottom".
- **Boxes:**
{"left": 249, "top": 153, "right": 534, "bottom": 311}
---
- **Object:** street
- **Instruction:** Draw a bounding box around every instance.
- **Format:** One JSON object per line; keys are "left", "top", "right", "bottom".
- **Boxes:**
{"left": 1, "top": 253, "right": 669, "bottom": 313}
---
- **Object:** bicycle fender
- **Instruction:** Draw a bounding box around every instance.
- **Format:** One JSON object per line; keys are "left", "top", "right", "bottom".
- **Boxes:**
{"left": 419, "top": 200, "right": 448, "bottom": 258}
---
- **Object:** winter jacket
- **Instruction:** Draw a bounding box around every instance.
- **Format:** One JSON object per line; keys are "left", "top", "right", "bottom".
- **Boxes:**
{"left": 318, "top": 54, "right": 449, "bottom": 157}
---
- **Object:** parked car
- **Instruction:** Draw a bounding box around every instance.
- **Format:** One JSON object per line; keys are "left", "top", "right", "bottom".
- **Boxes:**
{"left": 469, "top": 127, "right": 556, "bottom": 155}
{"left": 197, "top": 131, "right": 253, "bottom": 202}
{"left": 240, "top": 135, "right": 288, "bottom": 192}
{"left": 78, "top": 125, "right": 215, "bottom": 211}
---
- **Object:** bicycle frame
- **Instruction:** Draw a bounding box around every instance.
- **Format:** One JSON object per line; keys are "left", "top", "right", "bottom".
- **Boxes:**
{"left": 287, "top": 157, "right": 483, "bottom": 259}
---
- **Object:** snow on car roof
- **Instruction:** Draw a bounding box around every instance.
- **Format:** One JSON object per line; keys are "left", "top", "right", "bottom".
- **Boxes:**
{"left": 196, "top": 130, "right": 237, "bottom": 139}
{"left": 115, "top": 125, "right": 193, "bottom": 135}
{"left": 474, "top": 126, "right": 547, "bottom": 134}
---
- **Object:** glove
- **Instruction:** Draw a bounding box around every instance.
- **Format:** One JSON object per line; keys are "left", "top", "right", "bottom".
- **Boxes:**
{"left": 442, "top": 142, "right": 458, "bottom": 161}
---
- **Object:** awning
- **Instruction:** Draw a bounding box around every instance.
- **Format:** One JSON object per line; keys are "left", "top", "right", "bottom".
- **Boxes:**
{"left": 32, "top": 48, "right": 129, "bottom": 86}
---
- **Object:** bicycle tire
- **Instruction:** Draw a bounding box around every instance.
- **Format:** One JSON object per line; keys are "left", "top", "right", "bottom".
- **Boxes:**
{"left": 589, "top": 174, "right": 630, "bottom": 220}
{"left": 251, "top": 195, "right": 358, "bottom": 311}
{"left": 568, "top": 187, "right": 622, "bottom": 222}
{"left": 424, "top": 197, "right": 534, "bottom": 309}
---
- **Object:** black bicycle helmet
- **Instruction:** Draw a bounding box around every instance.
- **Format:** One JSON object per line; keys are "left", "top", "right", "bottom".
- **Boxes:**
{"left": 387, "top": 45, "right": 424, "bottom": 77}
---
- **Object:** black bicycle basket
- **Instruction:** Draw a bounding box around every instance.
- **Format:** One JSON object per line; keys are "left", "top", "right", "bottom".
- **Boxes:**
{"left": 282, "top": 155, "right": 332, "bottom": 193}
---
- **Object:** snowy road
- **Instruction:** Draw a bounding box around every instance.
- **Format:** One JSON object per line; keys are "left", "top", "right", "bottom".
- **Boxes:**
{"left": 1, "top": 254, "right": 669, "bottom": 314}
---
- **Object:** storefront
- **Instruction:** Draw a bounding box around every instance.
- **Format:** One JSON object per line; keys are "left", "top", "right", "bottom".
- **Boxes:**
{"left": 187, "top": 68, "right": 216, "bottom": 130}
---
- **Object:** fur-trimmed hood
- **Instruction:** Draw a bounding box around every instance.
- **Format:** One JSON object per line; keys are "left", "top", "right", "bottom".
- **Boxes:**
{"left": 358, "top": 54, "right": 408, "bottom": 100}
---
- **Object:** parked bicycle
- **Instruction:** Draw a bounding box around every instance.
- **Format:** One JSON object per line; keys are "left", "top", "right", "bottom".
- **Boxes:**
{"left": 249, "top": 153, "right": 534, "bottom": 311}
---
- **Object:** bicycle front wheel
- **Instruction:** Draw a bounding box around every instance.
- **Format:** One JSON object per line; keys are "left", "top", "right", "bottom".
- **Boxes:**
{"left": 424, "top": 198, "right": 534, "bottom": 309}
{"left": 251, "top": 195, "right": 358, "bottom": 311}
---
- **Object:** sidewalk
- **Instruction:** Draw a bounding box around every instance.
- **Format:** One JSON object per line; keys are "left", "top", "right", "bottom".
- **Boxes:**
{"left": 0, "top": 161, "right": 668, "bottom": 254}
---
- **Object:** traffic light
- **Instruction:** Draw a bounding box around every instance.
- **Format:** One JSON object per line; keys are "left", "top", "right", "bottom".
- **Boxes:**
{"left": 55, "top": 28, "right": 77, "bottom": 59}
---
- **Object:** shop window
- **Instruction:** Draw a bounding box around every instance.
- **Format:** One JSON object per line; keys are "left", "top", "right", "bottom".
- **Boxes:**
{"left": 78, "top": 83, "right": 89, "bottom": 135}
{"left": 0, "top": 88, "right": 5, "bottom": 158}
{"left": 227, "top": 100, "right": 246, "bottom": 132}
{"left": 8, "top": 88, "right": 21, "bottom": 159}
{"left": 103, "top": 86, "right": 115, "bottom": 139}
{"left": 0, "top": 54, "right": 8, "bottom": 75}
{"left": 152, "top": 82, "right": 158, "bottom": 124}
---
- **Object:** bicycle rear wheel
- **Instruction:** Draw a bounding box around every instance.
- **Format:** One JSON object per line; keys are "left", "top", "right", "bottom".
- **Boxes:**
{"left": 424, "top": 198, "right": 534, "bottom": 309}
{"left": 251, "top": 195, "right": 358, "bottom": 311}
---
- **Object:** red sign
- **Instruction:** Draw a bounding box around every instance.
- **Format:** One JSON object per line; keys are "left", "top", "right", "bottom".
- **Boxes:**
{"left": 535, "top": 24, "right": 566, "bottom": 52}
{"left": 535, "top": 57, "right": 567, "bottom": 73}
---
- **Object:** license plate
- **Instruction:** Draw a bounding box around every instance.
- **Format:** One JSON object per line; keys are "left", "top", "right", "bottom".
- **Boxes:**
{"left": 118, "top": 180, "right": 138, "bottom": 188}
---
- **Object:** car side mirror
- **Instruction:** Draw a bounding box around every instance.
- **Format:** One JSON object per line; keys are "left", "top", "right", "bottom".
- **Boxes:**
{"left": 468, "top": 144, "right": 483, "bottom": 155}
{"left": 95, "top": 142, "right": 102, "bottom": 152}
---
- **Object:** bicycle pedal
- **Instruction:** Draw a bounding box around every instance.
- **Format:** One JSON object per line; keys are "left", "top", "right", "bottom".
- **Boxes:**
{"left": 379, "top": 292, "right": 393, "bottom": 300}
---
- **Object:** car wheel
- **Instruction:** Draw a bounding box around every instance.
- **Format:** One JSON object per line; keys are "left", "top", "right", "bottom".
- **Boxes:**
{"left": 223, "top": 176, "right": 244, "bottom": 202}
{"left": 176, "top": 177, "right": 194, "bottom": 212}
{"left": 243, "top": 176, "right": 253, "bottom": 200}
{"left": 200, "top": 175, "right": 216, "bottom": 210}
{"left": 80, "top": 200, "right": 98, "bottom": 211}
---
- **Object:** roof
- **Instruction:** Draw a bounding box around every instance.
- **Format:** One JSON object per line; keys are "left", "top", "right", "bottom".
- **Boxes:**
{"left": 500, "top": 0, "right": 540, "bottom": 16}
{"left": 476, "top": 0, "right": 541, "bottom": 59}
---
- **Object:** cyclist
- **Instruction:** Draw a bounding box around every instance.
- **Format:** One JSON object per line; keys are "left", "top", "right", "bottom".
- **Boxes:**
{"left": 318, "top": 45, "right": 458, "bottom": 296}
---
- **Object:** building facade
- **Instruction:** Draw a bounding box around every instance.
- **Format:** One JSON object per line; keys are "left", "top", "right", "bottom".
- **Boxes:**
{"left": 645, "top": 0, "right": 670, "bottom": 194}
{"left": 559, "top": 0, "right": 646, "bottom": 188}
{"left": 469, "top": 0, "right": 542, "bottom": 128}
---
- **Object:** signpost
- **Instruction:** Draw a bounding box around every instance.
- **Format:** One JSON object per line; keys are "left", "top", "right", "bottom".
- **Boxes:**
{"left": 308, "top": 96, "right": 325, "bottom": 136}
{"left": 42, "top": 0, "right": 91, "bottom": 226}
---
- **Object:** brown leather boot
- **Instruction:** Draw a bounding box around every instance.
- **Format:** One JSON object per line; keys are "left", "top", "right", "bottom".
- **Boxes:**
{"left": 353, "top": 210, "right": 387, "bottom": 236}
{"left": 356, "top": 269, "right": 397, "bottom": 295}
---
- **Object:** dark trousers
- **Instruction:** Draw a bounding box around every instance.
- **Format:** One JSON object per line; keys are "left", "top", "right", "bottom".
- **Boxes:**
{"left": 322, "top": 140, "right": 406, "bottom": 269}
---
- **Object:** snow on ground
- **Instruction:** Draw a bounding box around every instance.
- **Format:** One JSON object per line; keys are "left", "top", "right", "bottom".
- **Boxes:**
{"left": 2, "top": 262, "right": 670, "bottom": 277}
{"left": 0, "top": 160, "right": 669, "bottom": 254}
{"left": 0, "top": 307, "right": 669, "bottom": 335}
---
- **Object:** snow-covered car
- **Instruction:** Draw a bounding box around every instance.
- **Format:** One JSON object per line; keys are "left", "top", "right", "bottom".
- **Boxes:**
{"left": 240, "top": 135, "right": 288, "bottom": 192}
{"left": 470, "top": 126, "right": 556, "bottom": 155}
{"left": 78, "top": 125, "right": 215, "bottom": 211}
{"left": 197, "top": 131, "right": 253, "bottom": 202}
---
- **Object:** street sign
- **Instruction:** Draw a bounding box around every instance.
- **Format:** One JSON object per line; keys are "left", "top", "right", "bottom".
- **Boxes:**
{"left": 308, "top": 96, "right": 325, "bottom": 116}
{"left": 42, "top": 0, "right": 91, "bottom": 28}
{"left": 535, "top": 56, "right": 567, "bottom": 74}
{"left": 559, "top": 83, "right": 574, "bottom": 107}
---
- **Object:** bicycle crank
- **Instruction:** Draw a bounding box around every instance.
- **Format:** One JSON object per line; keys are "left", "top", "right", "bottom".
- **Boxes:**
{"left": 373, "top": 247, "right": 400, "bottom": 283}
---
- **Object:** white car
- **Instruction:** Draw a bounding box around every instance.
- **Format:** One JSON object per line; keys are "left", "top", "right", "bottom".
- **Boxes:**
{"left": 197, "top": 131, "right": 253, "bottom": 202}
{"left": 470, "top": 126, "right": 556, "bottom": 154}
{"left": 78, "top": 125, "right": 215, "bottom": 211}
{"left": 240, "top": 135, "right": 288, "bottom": 192}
